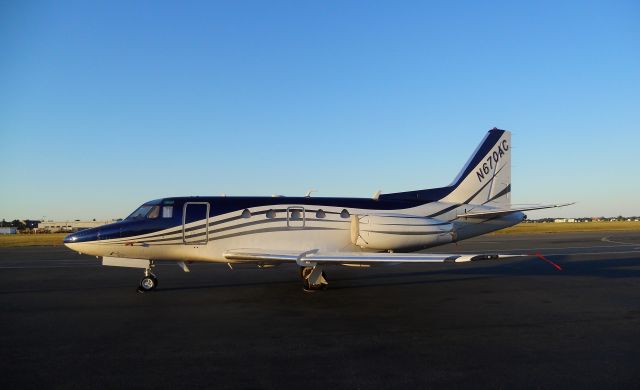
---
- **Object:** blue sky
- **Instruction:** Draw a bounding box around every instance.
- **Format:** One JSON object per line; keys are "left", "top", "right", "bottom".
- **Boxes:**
{"left": 1, "top": 0, "right": 638, "bottom": 220}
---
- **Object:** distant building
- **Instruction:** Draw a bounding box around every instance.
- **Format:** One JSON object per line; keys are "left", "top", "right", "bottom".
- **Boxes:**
{"left": 0, "top": 227, "right": 17, "bottom": 234}
{"left": 554, "top": 218, "right": 576, "bottom": 223}
{"left": 38, "top": 220, "right": 114, "bottom": 232}
{"left": 24, "top": 220, "right": 40, "bottom": 229}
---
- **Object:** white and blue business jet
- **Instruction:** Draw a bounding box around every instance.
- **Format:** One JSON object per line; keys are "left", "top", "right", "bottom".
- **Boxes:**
{"left": 65, "top": 128, "right": 570, "bottom": 292}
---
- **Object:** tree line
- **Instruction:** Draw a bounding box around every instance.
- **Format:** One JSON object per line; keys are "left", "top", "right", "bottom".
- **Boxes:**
{"left": 0, "top": 220, "right": 27, "bottom": 229}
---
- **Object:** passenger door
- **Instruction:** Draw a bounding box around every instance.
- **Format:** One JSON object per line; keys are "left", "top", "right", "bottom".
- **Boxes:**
{"left": 182, "top": 202, "right": 210, "bottom": 244}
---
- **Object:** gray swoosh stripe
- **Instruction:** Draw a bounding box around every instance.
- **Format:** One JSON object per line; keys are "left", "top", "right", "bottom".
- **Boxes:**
{"left": 123, "top": 217, "right": 350, "bottom": 245}
{"left": 427, "top": 164, "right": 507, "bottom": 218}
{"left": 146, "top": 226, "right": 346, "bottom": 245}
{"left": 427, "top": 204, "right": 461, "bottom": 218}
{"left": 374, "top": 222, "right": 451, "bottom": 227}
{"left": 466, "top": 164, "right": 507, "bottom": 204}
{"left": 133, "top": 218, "right": 290, "bottom": 244}
{"left": 483, "top": 184, "right": 511, "bottom": 205}
{"left": 209, "top": 216, "right": 349, "bottom": 236}
{"left": 111, "top": 208, "right": 350, "bottom": 244}
{"left": 212, "top": 226, "right": 346, "bottom": 241}
{"left": 365, "top": 230, "right": 445, "bottom": 236}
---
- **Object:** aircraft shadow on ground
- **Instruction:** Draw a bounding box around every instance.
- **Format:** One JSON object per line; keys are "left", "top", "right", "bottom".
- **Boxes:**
{"left": 328, "top": 255, "right": 640, "bottom": 288}
{"left": 3, "top": 255, "right": 638, "bottom": 294}
{"left": 155, "top": 254, "right": 640, "bottom": 292}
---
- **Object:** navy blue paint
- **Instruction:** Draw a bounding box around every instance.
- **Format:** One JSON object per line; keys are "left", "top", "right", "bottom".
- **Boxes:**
{"left": 184, "top": 203, "right": 209, "bottom": 224}
{"left": 64, "top": 129, "right": 507, "bottom": 244}
{"left": 64, "top": 218, "right": 180, "bottom": 244}
{"left": 63, "top": 195, "right": 428, "bottom": 244}
{"left": 380, "top": 128, "right": 505, "bottom": 202}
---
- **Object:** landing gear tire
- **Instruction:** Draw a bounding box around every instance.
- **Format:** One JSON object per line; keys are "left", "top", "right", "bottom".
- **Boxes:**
{"left": 299, "top": 267, "right": 328, "bottom": 292}
{"left": 137, "top": 275, "right": 158, "bottom": 293}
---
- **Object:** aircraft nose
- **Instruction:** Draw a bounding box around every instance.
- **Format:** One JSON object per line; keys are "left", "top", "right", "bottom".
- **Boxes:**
{"left": 64, "top": 233, "right": 78, "bottom": 244}
{"left": 63, "top": 228, "right": 101, "bottom": 245}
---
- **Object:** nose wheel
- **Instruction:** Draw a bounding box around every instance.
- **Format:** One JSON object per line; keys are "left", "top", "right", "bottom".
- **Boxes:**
{"left": 137, "top": 269, "right": 158, "bottom": 293}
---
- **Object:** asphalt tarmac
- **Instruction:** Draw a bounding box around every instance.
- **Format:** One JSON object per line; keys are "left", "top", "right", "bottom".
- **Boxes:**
{"left": 1, "top": 231, "right": 639, "bottom": 389}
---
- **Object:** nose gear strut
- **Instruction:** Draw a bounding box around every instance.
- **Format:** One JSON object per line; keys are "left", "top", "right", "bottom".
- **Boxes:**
{"left": 137, "top": 263, "right": 158, "bottom": 293}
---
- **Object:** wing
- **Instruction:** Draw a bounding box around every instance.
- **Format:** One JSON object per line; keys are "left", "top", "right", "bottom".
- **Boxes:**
{"left": 457, "top": 202, "right": 575, "bottom": 218}
{"left": 223, "top": 248, "right": 523, "bottom": 266}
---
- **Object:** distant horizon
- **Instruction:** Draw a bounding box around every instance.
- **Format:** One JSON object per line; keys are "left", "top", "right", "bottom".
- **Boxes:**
{"left": 4, "top": 213, "right": 640, "bottom": 223}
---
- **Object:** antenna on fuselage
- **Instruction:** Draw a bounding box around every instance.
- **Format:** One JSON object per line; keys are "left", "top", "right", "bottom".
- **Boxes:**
{"left": 372, "top": 190, "right": 382, "bottom": 201}
{"left": 305, "top": 189, "right": 318, "bottom": 197}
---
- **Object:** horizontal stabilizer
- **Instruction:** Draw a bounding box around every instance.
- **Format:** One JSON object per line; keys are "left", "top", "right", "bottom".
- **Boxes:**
{"left": 457, "top": 202, "right": 575, "bottom": 219}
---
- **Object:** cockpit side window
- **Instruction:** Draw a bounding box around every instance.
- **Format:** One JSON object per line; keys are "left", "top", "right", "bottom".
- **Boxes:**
{"left": 162, "top": 206, "right": 173, "bottom": 218}
{"left": 127, "top": 205, "right": 153, "bottom": 220}
{"left": 147, "top": 206, "right": 160, "bottom": 219}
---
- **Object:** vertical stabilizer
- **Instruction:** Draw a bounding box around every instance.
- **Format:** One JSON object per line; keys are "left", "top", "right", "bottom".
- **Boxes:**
{"left": 442, "top": 128, "right": 511, "bottom": 207}
{"left": 379, "top": 128, "right": 512, "bottom": 207}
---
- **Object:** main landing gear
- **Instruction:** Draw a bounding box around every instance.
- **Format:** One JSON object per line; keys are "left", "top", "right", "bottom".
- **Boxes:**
{"left": 299, "top": 266, "right": 328, "bottom": 292}
{"left": 137, "top": 267, "right": 158, "bottom": 293}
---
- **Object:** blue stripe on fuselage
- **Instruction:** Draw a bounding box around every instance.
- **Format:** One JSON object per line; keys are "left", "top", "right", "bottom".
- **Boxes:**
{"left": 64, "top": 195, "right": 431, "bottom": 244}
{"left": 379, "top": 128, "right": 505, "bottom": 202}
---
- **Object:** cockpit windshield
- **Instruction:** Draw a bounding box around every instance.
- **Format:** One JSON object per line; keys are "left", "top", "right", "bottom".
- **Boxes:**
{"left": 125, "top": 200, "right": 175, "bottom": 220}
{"left": 126, "top": 205, "right": 159, "bottom": 220}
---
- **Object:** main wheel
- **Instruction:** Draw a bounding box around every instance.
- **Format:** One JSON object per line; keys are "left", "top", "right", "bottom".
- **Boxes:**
{"left": 299, "top": 267, "right": 312, "bottom": 290}
{"left": 138, "top": 275, "right": 158, "bottom": 292}
{"left": 299, "top": 267, "right": 327, "bottom": 291}
{"left": 299, "top": 266, "right": 312, "bottom": 279}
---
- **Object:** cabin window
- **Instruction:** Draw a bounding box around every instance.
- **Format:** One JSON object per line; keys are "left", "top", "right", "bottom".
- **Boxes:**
{"left": 340, "top": 209, "right": 350, "bottom": 218}
{"left": 241, "top": 209, "right": 252, "bottom": 218}
{"left": 316, "top": 209, "right": 326, "bottom": 218}
{"left": 162, "top": 206, "right": 173, "bottom": 218}
{"left": 290, "top": 209, "right": 302, "bottom": 220}
{"left": 266, "top": 209, "right": 276, "bottom": 219}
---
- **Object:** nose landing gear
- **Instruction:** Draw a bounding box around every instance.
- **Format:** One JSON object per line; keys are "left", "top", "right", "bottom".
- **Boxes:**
{"left": 137, "top": 267, "right": 158, "bottom": 293}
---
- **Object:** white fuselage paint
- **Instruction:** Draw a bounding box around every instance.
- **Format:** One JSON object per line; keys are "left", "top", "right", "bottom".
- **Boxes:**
{"left": 65, "top": 201, "right": 524, "bottom": 264}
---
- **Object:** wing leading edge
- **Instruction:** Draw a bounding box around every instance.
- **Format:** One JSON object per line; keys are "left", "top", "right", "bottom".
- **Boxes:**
{"left": 223, "top": 249, "right": 523, "bottom": 266}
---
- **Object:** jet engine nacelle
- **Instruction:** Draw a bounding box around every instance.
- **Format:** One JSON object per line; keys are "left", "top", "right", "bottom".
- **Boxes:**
{"left": 350, "top": 214, "right": 456, "bottom": 251}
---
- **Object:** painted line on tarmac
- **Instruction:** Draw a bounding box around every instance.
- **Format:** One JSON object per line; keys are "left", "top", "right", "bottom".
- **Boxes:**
{"left": 540, "top": 250, "right": 640, "bottom": 257}
{"left": 450, "top": 244, "right": 638, "bottom": 255}
{"left": 0, "top": 262, "right": 98, "bottom": 266}
{"left": 444, "top": 249, "right": 640, "bottom": 257}
{"left": 534, "top": 253, "right": 562, "bottom": 270}
{"left": 0, "top": 265, "right": 101, "bottom": 269}
{"left": 601, "top": 236, "right": 640, "bottom": 246}
{"left": 0, "top": 263, "right": 182, "bottom": 269}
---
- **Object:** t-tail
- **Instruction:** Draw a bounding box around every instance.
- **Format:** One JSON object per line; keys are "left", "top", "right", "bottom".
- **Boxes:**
{"left": 381, "top": 128, "right": 512, "bottom": 208}
{"left": 442, "top": 128, "right": 511, "bottom": 207}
